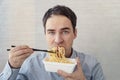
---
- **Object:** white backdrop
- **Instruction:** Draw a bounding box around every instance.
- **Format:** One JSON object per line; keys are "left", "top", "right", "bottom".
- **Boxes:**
{"left": 0, "top": 0, "right": 120, "bottom": 80}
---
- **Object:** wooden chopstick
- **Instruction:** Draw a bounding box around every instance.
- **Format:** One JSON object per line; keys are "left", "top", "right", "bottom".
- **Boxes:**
{"left": 31, "top": 48, "right": 55, "bottom": 53}
{"left": 7, "top": 45, "right": 55, "bottom": 53}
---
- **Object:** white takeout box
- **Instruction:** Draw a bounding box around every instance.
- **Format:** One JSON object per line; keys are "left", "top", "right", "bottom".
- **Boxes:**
{"left": 42, "top": 58, "right": 77, "bottom": 73}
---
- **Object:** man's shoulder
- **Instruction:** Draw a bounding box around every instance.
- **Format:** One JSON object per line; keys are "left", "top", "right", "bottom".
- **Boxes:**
{"left": 74, "top": 50, "right": 99, "bottom": 67}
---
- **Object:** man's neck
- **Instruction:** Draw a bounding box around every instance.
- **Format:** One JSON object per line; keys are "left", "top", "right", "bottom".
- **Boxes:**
{"left": 66, "top": 48, "right": 73, "bottom": 58}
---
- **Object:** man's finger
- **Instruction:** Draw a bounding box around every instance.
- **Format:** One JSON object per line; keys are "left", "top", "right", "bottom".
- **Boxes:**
{"left": 57, "top": 70, "right": 72, "bottom": 78}
{"left": 76, "top": 57, "right": 81, "bottom": 70}
{"left": 10, "top": 45, "right": 29, "bottom": 52}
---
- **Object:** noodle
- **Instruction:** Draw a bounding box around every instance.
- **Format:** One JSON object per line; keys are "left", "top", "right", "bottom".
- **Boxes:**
{"left": 45, "top": 47, "right": 73, "bottom": 64}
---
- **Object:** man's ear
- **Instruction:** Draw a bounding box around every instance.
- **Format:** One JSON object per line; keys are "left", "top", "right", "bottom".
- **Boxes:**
{"left": 74, "top": 28, "right": 77, "bottom": 39}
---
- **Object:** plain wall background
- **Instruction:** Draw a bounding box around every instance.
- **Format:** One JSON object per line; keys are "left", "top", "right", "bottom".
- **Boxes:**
{"left": 0, "top": 0, "right": 120, "bottom": 80}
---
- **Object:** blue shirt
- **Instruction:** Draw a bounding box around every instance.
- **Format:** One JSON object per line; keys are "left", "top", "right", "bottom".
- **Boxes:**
{"left": 0, "top": 49, "right": 105, "bottom": 80}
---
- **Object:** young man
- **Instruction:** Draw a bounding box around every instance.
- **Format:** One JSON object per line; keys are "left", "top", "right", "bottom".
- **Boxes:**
{"left": 0, "top": 5, "right": 105, "bottom": 80}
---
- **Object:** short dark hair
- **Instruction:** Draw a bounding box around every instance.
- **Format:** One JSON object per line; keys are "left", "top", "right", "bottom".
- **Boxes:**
{"left": 42, "top": 5, "right": 77, "bottom": 32}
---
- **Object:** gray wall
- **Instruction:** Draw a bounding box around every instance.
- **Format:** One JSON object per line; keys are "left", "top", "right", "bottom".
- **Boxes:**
{"left": 0, "top": 0, "right": 120, "bottom": 80}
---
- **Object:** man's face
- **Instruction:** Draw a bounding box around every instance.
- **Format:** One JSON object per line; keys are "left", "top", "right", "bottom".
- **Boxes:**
{"left": 45, "top": 15, "right": 77, "bottom": 57}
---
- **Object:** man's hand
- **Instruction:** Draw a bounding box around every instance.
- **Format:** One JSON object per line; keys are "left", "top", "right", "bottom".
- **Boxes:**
{"left": 57, "top": 57, "right": 86, "bottom": 80}
{"left": 8, "top": 45, "right": 33, "bottom": 68}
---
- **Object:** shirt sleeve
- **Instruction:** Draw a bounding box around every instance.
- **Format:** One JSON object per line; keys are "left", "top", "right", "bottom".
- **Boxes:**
{"left": 0, "top": 62, "right": 20, "bottom": 80}
{"left": 91, "top": 63, "right": 105, "bottom": 80}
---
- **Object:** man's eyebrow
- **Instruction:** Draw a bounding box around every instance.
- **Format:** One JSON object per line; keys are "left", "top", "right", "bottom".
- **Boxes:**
{"left": 61, "top": 27, "right": 70, "bottom": 30}
{"left": 46, "top": 27, "right": 70, "bottom": 32}
{"left": 46, "top": 29, "right": 55, "bottom": 31}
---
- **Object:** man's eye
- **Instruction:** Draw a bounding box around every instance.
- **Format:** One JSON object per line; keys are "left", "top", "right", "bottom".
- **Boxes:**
{"left": 63, "top": 31, "right": 69, "bottom": 34}
{"left": 48, "top": 32, "right": 55, "bottom": 35}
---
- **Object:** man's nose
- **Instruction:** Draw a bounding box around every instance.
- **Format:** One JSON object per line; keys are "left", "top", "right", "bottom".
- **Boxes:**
{"left": 54, "top": 34, "right": 63, "bottom": 44}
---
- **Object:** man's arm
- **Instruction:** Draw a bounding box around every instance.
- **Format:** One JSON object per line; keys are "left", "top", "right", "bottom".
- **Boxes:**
{"left": 0, "top": 45, "right": 33, "bottom": 80}
{"left": 91, "top": 63, "right": 105, "bottom": 80}
{"left": 0, "top": 62, "right": 20, "bottom": 80}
